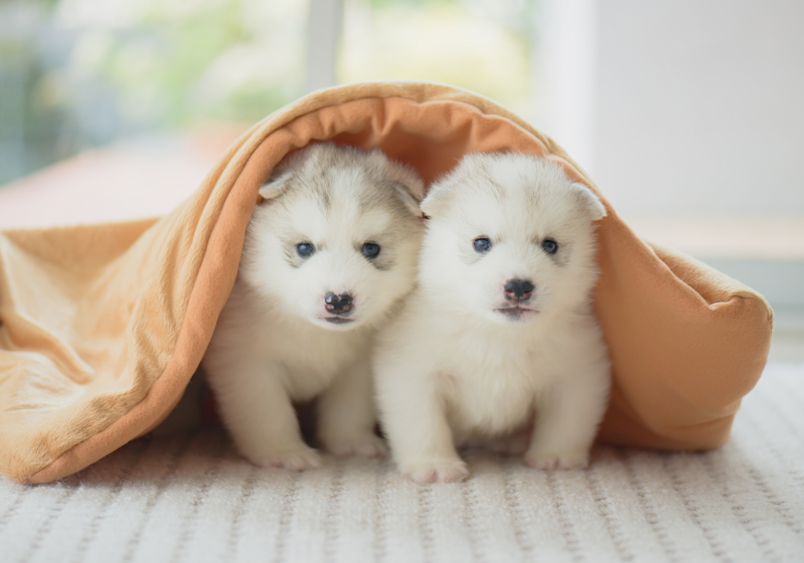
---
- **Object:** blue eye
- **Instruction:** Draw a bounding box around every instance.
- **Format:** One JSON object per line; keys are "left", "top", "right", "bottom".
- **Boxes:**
{"left": 296, "top": 243, "right": 315, "bottom": 258}
{"left": 362, "top": 242, "right": 381, "bottom": 259}
{"left": 473, "top": 238, "right": 492, "bottom": 253}
{"left": 542, "top": 239, "right": 558, "bottom": 255}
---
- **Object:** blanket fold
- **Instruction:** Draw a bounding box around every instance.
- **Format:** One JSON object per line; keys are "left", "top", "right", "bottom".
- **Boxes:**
{"left": 0, "top": 82, "right": 772, "bottom": 484}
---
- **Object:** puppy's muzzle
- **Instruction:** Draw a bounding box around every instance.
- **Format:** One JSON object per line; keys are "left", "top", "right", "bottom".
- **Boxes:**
{"left": 324, "top": 292, "right": 354, "bottom": 316}
{"left": 504, "top": 279, "right": 534, "bottom": 303}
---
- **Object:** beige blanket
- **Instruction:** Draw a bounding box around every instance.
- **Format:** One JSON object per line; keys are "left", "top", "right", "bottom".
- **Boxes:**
{"left": 0, "top": 82, "right": 773, "bottom": 484}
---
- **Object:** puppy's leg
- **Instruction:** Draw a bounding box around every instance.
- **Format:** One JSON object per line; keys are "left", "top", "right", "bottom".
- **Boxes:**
{"left": 525, "top": 373, "right": 608, "bottom": 470}
{"left": 377, "top": 370, "right": 468, "bottom": 484}
{"left": 317, "top": 356, "right": 387, "bottom": 458}
{"left": 210, "top": 361, "right": 322, "bottom": 471}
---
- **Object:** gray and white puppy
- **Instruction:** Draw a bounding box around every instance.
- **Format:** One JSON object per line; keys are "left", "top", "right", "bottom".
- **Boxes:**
{"left": 203, "top": 142, "right": 424, "bottom": 470}
{"left": 374, "top": 152, "right": 611, "bottom": 483}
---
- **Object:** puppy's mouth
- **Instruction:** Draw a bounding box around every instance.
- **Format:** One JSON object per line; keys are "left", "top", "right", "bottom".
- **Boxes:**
{"left": 324, "top": 316, "right": 355, "bottom": 325}
{"left": 317, "top": 312, "right": 362, "bottom": 330}
{"left": 494, "top": 306, "right": 539, "bottom": 320}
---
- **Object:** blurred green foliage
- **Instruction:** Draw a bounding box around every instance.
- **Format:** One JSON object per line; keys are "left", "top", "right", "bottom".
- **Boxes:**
{"left": 1, "top": 0, "right": 535, "bottom": 184}
{"left": 92, "top": 0, "right": 304, "bottom": 128}
{"left": 0, "top": 0, "right": 305, "bottom": 183}
{"left": 357, "top": 0, "right": 459, "bottom": 6}
{"left": 340, "top": 0, "right": 533, "bottom": 119}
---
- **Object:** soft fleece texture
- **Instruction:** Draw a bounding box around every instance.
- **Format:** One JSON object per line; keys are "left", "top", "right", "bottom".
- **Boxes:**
{"left": 0, "top": 82, "right": 773, "bottom": 484}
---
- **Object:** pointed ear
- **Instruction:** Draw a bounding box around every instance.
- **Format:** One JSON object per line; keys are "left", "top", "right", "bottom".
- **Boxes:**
{"left": 381, "top": 154, "right": 425, "bottom": 217}
{"left": 419, "top": 179, "right": 456, "bottom": 218}
{"left": 258, "top": 169, "right": 294, "bottom": 200}
{"left": 569, "top": 182, "right": 607, "bottom": 221}
{"left": 393, "top": 182, "right": 423, "bottom": 216}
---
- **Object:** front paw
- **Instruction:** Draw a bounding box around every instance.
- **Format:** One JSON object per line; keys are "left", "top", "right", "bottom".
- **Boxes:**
{"left": 402, "top": 459, "right": 470, "bottom": 484}
{"left": 524, "top": 448, "right": 589, "bottom": 470}
{"left": 260, "top": 447, "right": 323, "bottom": 471}
{"left": 322, "top": 434, "right": 388, "bottom": 458}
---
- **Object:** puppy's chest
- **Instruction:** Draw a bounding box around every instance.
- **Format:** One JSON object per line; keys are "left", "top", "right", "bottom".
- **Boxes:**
{"left": 262, "top": 323, "right": 366, "bottom": 397}
{"left": 445, "top": 375, "right": 535, "bottom": 437}
{"left": 441, "top": 340, "right": 545, "bottom": 436}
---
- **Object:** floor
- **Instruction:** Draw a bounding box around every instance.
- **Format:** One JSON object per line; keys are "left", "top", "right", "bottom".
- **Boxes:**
{"left": 0, "top": 363, "right": 802, "bottom": 563}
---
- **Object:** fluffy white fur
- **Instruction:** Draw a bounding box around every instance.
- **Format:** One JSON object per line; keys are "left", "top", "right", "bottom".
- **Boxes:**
{"left": 374, "top": 152, "right": 611, "bottom": 483}
{"left": 203, "top": 142, "right": 424, "bottom": 471}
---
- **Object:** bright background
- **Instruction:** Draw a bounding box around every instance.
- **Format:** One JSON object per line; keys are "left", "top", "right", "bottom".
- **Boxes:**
{"left": 1, "top": 0, "right": 802, "bottom": 356}
{"left": 0, "top": 0, "right": 534, "bottom": 184}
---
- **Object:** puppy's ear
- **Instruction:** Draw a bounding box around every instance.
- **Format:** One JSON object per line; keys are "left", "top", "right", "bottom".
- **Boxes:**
{"left": 393, "top": 182, "right": 423, "bottom": 217}
{"left": 569, "top": 182, "right": 607, "bottom": 221}
{"left": 258, "top": 169, "right": 294, "bottom": 200}
{"left": 419, "top": 179, "right": 455, "bottom": 218}
{"left": 383, "top": 157, "right": 425, "bottom": 217}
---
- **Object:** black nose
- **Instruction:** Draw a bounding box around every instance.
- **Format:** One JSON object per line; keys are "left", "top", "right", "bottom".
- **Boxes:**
{"left": 325, "top": 292, "right": 353, "bottom": 314}
{"left": 504, "top": 279, "right": 534, "bottom": 302}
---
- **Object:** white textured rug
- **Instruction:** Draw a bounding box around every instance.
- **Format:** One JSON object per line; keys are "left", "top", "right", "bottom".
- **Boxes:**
{"left": 1, "top": 363, "right": 802, "bottom": 563}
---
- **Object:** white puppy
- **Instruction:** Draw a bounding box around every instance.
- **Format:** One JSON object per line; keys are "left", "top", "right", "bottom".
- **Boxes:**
{"left": 203, "top": 142, "right": 424, "bottom": 471}
{"left": 374, "top": 152, "right": 611, "bottom": 483}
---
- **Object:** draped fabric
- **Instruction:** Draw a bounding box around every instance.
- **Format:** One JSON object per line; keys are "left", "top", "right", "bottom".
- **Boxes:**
{"left": 0, "top": 82, "right": 772, "bottom": 484}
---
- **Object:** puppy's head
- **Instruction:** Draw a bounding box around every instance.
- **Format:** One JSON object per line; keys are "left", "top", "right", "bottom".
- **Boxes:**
{"left": 242, "top": 142, "right": 424, "bottom": 331}
{"left": 419, "top": 152, "right": 606, "bottom": 326}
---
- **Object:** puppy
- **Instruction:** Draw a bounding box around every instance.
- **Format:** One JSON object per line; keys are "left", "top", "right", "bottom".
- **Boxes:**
{"left": 374, "top": 152, "right": 611, "bottom": 483}
{"left": 203, "top": 142, "right": 424, "bottom": 470}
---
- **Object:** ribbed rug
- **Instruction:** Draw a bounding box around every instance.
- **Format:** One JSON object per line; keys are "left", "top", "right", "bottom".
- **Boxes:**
{"left": 0, "top": 363, "right": 802, "bottom": 563}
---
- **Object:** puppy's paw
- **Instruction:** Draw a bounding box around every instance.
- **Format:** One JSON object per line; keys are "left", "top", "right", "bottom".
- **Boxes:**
{"left": 260, "top": 447, "right": 323, "bottom": 471}
{"left": 524, "top": 449, "right": 588, "bottom": 470}
{"left": 402, "top": 459, "right": 470, "bottom": 484}
{"left": 324, "top": 434, "right": 388, "bottom": 458}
